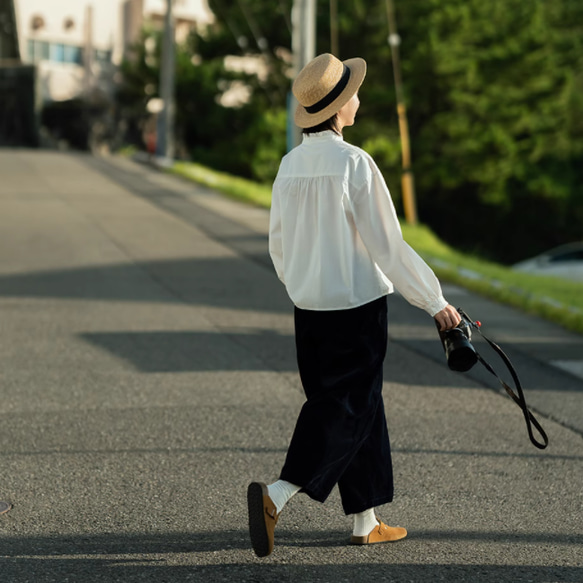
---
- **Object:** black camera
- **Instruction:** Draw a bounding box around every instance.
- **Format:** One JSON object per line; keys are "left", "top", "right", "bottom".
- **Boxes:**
{"left": 436, "top": 310, "right": 478, "bottom": 372}
{"left": 434, "top": 308, "right": 548, "bottom": 449}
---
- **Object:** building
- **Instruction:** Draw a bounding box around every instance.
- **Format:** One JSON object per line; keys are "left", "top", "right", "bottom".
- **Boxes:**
{"left": 13, "top": 0, "right": 214, "bottom": 103}
{"left": 3, "top": 1, "right": 271, "bottom": 149}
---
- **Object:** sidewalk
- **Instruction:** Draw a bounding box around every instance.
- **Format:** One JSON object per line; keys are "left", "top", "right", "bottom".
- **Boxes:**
{"left": 0, "top": 150, "right": 581, "bottom": 583}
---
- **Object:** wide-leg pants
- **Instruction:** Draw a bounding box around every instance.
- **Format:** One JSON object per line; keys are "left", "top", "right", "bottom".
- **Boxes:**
{"left": 279, "top": 295, "right": 394, "bottom": 515}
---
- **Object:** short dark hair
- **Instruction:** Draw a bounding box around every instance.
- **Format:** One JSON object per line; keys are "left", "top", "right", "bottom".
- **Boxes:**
{"left": 302, "top": 114, "right": 341, "bottom": 135}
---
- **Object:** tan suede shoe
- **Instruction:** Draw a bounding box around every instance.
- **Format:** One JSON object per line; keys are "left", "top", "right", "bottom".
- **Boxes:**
{"left": 350, "top": 520, "right": 408, "bottom": 545}
{"left": 247, "top": 481, "right": 279, "bottom": 557}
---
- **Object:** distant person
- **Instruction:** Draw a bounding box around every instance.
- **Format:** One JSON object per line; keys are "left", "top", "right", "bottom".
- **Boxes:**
{"left": 142, "top": 116, "right": 157, "bottom": 160}
{"left": 247, "top": 53, "right": 461, "bottom": 558}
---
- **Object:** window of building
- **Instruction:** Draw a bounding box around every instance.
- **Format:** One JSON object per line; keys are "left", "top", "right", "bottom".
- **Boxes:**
{"left": 27, "top": 39, "right": 49, "bottom": 62}
{"left": 50, "top": 43, "right": 65, "bottom": 62}
{"left": 27, "top": 40, "right": 83, "bottom": 65}
{"left": 64, "top": 45, "right": 83, "bottom": 65}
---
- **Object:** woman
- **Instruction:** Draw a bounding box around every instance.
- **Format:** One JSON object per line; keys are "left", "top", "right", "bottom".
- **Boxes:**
{"left": 247, "top": 53, "right": 461, "bottom": 558}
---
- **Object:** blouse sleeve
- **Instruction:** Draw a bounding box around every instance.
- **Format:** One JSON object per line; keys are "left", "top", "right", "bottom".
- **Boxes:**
{"left": 268, "top": 178, "right": 285, "bottom": 284}
{"left": 349, "top": 159, "right": 447, "bottom": 317}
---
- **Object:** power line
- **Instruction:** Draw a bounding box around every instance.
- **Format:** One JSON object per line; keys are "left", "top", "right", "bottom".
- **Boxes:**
{"left": 235, "top": 0, "right": 285, "bottom": 101}
{"left": 330, "top": 0, "right": 338, "bottom": 56}
{"left": 213, "top": 0, "right": 249, "bottom": 51}
{"left": 236, "top": 0, "right": 269, "bottom": 55}
{"left": 278, "top": 0, "right": 292, "bottom": 34}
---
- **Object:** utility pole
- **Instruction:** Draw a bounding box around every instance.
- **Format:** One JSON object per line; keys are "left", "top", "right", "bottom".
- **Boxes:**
{"left": 83, "top": 5, "right": 94, "bottom": 96}
{"left": 289, "top": 0, "right": 316, "bottom": 150}
{"left": 330, "top": 0, "right": 338, "bottom": 56}
{"left": 83, "top": 5, "right": 95, "bottom": 151}
{"left": 156, "top": 0, "right": 176, "bottom": 162}
{"left": 385, "top": 0, "right": 418, "bottom": 225}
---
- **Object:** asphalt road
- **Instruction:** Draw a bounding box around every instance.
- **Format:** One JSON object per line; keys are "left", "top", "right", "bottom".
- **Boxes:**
{"left": 0, "top": 150, "right": 581, "bottom": 582}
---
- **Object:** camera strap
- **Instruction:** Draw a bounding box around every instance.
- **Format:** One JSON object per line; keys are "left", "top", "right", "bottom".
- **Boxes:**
{"left": 459, "top": 309, "right": 549, "bottom": 449}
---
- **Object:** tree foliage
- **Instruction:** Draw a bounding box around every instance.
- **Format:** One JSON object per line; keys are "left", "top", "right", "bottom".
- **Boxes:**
{"left": 117, "top": 0, "right": 583, "bottom": 263}
{"left": 408, "top": 0, "right": 583, "bottom": 260}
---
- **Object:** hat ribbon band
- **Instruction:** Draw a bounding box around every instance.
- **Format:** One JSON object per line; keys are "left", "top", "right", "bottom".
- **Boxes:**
{"left": 304, "top": 65, "right": 351, "bottom": 114}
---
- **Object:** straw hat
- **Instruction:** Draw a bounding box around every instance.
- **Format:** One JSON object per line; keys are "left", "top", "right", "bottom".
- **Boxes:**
{"left": 293, "top": 53, "right": 367, "bottom": 128}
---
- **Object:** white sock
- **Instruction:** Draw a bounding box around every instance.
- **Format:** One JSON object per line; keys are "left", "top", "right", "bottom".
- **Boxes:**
{"left": 352, "top": 508, "right": 379, "bottom": 537}
{"left": 267, "top": 480, "right": 301, "bottom": 514}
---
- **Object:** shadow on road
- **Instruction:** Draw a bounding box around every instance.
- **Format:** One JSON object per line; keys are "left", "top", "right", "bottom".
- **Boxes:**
{"left": 80, "top": 329, "right": 296, "bottom": 373}
{"left": 0, "top": 530, "right": 580, "bottom": 582}
{"left": 0, "top": 257, "right": 289, "bottom": 313}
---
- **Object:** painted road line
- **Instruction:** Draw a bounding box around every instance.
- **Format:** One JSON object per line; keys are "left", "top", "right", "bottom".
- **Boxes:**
{"left": 551, "top": 360, "right": 583, "bottom": 381}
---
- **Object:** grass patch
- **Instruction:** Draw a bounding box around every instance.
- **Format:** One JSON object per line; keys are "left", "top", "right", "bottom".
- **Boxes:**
{"left": 166, "top": 159, "right": 583, "bottom": 335}
{"left": 117, "top": 144, "right": 139, "bottom": 157}
{"left": 402, "top": 223, "right": 583, "bottom": 334}
{"left": 170, "top": 161, "right": 272, "bottom": 208}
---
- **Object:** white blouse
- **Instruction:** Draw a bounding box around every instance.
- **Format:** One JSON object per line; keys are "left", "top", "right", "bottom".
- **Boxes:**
{"left": 269, "top": 131, "right": 448, "bottom": 316}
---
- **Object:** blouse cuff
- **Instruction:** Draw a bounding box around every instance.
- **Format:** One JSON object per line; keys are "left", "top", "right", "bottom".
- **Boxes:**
{"left": 426, "top": 296, "right": 449, "bottom": 318}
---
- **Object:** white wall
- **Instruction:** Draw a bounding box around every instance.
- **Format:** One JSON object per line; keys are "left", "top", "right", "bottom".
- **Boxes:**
{"left": 14, "top": 0, "right": 213, "bottom": 102}
{"left": 144, "top": 0, "right": 214, "bottom": 25}
{"left": 16, "top": 0, "right": 118, "bottom": 49}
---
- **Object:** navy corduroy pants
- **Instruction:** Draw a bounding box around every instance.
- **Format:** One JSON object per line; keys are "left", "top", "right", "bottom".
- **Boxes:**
{"left": 279, "top": 295, "right": 394, "bottom": 515}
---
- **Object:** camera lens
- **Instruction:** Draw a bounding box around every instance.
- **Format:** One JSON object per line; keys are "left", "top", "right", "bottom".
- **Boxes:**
{"left": 447, "top": 343, "right": 478, "bottom": 371}
{"left": 443, "top": 328, "right": 478, "bottom": 372}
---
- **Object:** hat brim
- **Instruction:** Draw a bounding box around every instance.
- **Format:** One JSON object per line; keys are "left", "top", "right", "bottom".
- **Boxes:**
{"left": 294, "top": 57, "right": 367, "bottom": 129}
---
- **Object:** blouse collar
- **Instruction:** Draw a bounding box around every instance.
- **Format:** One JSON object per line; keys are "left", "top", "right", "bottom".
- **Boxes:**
{"left": 302, "top": 130, "right": 344, "bottom": 142}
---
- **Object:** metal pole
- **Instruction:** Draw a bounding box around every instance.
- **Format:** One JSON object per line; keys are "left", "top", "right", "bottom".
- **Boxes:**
{"left": 83, "top": 5, "right": 94, "bottom": 96}
{"left": 289, "top": 0, "right": 316, "bottom": 149}
{"left": 156, "top": 0, "right": 175, "bottom": 161}
{"left": 385, "top": 0, "right": 418, "bottom": 225}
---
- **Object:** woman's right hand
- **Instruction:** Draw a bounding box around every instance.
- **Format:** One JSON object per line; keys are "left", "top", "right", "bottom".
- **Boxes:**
{"left": 434, "top": 304, "right": 462, "bottom": 331}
